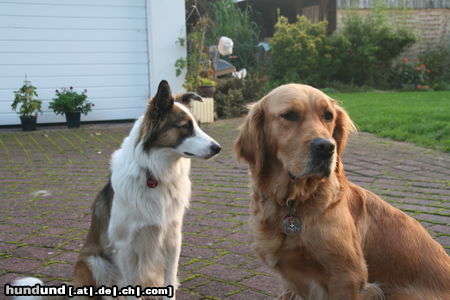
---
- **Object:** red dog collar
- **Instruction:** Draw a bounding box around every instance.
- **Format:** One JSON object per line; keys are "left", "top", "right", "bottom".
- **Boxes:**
{"left": 146, "top": 170, "right": 158, "bottom": 188}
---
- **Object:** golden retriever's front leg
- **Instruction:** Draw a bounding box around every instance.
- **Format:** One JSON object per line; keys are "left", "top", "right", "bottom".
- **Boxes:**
{"left": 327, "top": 272, "right": 366, "bottom": 300}
{"left": 306, "top": 213, "right": 382, "bottom": 300}
{"left": 319, "top": 242, "right": 377, "bottom": 300}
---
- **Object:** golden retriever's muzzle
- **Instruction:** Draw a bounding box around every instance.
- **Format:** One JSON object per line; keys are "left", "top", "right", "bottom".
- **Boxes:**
{"left": 310, "top": 138, "right": 335, "bottom": 177}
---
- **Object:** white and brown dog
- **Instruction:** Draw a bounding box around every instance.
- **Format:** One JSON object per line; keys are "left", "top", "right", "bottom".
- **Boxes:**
{"left": 14, "top": 80, "right": 221, "bottom": 299}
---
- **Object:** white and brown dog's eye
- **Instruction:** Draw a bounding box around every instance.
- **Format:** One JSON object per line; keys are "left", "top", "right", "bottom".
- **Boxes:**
{"left": 281, "top": 111, "right": 300, "bottom": 121}
{"left": 179, "top": 121, "right": 193, "bottom": 129}
{"left": 324, "top": 110, "right": 333, "bottom": 122}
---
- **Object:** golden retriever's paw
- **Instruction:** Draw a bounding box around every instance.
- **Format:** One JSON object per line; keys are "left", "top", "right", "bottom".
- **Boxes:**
{"left": 362, "top": 283, "right": 385, "bottom": 300}
{"left": 278, "top": 289, "right": 302, "bottom": 300}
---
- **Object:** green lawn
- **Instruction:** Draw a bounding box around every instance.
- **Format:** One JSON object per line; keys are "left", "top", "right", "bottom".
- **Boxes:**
{"left": 329, "top": 91, "right": 450, "bottom": 153}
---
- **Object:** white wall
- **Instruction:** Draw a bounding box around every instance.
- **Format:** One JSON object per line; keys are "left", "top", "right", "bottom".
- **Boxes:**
{"left": 146, "top": 0, "right": 186, "bottom": 97}
{"left": 0, "top": 0, "right": 187, "bottom": 125}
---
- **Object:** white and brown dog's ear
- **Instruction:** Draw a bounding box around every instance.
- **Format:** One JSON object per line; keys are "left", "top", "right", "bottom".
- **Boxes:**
{"left": 233, "top": 102, "right": 266, "bottom": 175}
{"left": 150, "top": 80, "right": 174, "bottom": 117}
{"left": 141, "top": 80, "right": 174, "bottom": 150}
{"left": 174, "top": 92, "right": 203, "bottom": 108}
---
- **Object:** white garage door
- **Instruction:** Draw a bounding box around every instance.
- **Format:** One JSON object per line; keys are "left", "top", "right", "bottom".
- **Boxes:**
{"left": 0, "top": 0, "right": 150, "bottom": 125}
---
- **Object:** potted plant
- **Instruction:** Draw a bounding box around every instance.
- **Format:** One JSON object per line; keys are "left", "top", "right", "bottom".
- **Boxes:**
{"left": 49, "top": 87, "right": 93, "bottom": 128}
{"left": 11, "top": 77, "right": 42, "bottom": 131}
{"left": 197, "top": 77, "right": 217, "bottom": 97}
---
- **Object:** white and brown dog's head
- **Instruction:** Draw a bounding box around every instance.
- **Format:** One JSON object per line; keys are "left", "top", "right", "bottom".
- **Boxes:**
{"left": 138, "top": 80, "right": 221, "bottom": 159}
{"left": 234, "top": 84, "right": 356, "bottom": 180}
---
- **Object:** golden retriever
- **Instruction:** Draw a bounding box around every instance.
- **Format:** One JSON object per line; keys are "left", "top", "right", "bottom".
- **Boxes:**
{"left": 234, "top": 84, "right": 450, "bottom": 300}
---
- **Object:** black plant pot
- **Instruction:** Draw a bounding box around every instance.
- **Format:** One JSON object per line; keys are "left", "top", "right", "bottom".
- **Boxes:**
{"left": 20, "top": 115, "right": 37, "bottom": 131}
{"left": 65, "top": 112, "right": 81, "bottom": 128}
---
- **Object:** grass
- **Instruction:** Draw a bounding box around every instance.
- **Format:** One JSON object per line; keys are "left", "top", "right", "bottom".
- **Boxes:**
{"left": 328, "top": 91, "right": 450, "bottom": 152}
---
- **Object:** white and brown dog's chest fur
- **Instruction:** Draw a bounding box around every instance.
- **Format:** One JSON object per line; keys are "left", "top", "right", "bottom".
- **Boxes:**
{"left": 105, "top": 116, "right": 192, "bottom": 287}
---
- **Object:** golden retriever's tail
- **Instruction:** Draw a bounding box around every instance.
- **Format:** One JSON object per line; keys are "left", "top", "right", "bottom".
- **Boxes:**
{"left": 362, "top": 282, "right": 385, "bottom": 300}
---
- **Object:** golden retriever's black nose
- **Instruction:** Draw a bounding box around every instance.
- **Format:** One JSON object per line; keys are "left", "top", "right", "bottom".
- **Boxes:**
{"left": 311, "top": 138, "right": 335, "bottom": 157}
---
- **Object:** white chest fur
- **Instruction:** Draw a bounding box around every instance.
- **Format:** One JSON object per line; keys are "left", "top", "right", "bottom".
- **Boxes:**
{"left": 107, "top": 117, "right": 191, "bottom": 245}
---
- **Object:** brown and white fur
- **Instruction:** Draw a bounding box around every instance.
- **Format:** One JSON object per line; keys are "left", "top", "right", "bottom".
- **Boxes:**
{"left": 14, "top": 80, "right": 221, "bottom": 299}
{"left": 234, "top": 84, "right": 450, "bottom": 300}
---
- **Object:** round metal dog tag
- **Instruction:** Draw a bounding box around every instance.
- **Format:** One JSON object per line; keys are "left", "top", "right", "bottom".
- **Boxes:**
{"left": 282, "top": 215, "right": 302, "bottom": 235}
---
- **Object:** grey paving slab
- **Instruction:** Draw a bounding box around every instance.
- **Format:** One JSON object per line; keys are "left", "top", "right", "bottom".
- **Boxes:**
{"left": 0, "top": 118, "right": 449, "bottom": 299}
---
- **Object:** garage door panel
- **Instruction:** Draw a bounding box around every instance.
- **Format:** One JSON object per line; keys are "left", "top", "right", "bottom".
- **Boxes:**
{"left": 0, "top": 86, "right": 150, "bottom": 103}
{"left": 0, "top": 28, "right": 147, "bottom": 41}
{"left": 0, "top": 63, "right": 149, "bottom": 77}
{"left": 0, "top": 107, "right": 144, "bottom": 126}
{"left": 0, "top": 40, "right": 148, "bottom": 53}
{"left": 0, "top": 96, "right": 148, "bottom": 113}
{"left": 0, "top": 3, "right": 146, "bottom": 18}
{"left": 3, "top": 0, "right": 145, "bottom": 9}
{"left": 0, "top": 75, "right": 149, "bottom": 90}
{"left": 0, "top": 52, "right": 148, "bottom": 65}
{"left": 0, "top": 15, "right": 147, "bottom": 31}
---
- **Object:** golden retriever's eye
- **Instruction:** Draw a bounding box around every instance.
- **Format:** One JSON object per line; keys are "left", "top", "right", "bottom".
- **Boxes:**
{"left": 324, "top": 111, "right": 333, "bottom": 122}
{"left": 281, "top": 111, "right": 299, "bottom": 121}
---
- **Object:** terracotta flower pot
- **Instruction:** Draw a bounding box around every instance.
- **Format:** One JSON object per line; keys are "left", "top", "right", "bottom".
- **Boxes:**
{"left": 197, "top": 85, "right": 216, "bottom": 98}
{"left": 20, "top": 115, "right": 37, "bottom": 131}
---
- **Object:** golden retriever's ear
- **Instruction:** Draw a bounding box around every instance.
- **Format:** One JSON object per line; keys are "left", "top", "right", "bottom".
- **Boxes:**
{"left": 233, "top": 103, "right": 266, "bottom": 174}
{"left": 333, "top": 105, "right": 357, "bottom": 156}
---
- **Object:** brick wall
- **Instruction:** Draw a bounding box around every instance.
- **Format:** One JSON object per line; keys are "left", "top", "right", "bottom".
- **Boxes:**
{"left": 337, "top": 8, "right": 450, "bottom": 59}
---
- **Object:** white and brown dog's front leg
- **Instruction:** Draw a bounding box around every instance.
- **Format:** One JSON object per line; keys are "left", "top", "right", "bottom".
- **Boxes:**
{"left": 134, "top": 226, "right": 165, "bottom": 289}
{"left": 163, "top": 221, "right": 183, "bottom": 293}
{"left": 112, "top": 226, "right": 164, "bottom": 299}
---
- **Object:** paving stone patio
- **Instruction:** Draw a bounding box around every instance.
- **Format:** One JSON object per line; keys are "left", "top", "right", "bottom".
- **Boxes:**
{"left": 0, "top": 118, "right": 449, "bottom": 299}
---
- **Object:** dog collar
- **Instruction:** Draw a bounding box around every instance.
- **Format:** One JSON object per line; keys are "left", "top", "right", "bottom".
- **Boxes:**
{"left": 146, "top": 170, "right": 158, "bottom": 188}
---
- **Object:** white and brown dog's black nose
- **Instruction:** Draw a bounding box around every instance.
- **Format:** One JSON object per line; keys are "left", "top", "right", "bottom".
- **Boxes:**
{"left": 210, "top": 142, "right": 222, "bottom": 156}
{"left": 311, "top": 138, "right": 335, "bottom": 158}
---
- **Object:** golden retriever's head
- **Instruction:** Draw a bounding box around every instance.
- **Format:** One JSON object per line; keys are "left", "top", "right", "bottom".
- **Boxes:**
{"left": 234, "top": 84, "right": 356, "bottom": 180}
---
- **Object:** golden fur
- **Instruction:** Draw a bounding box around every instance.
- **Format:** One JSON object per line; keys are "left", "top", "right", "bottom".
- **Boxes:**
{"left": 234, "top": 84, "right": 450, "bottom": 300}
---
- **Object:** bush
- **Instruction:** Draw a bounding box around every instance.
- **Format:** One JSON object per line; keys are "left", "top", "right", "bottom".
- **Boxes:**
{"left": 206, "top": 0, "right": 260, "bottom": 70}
{"left": 49, "top": 87, "right": 93, "bottom": 115}
{"left": 270, "top": 16, "right": 335, "bottom": 86}
{"left": 11, "top": 79, "right": 42, "bottom": 117}
{"left": 391, "top": 58, "right": 432, "bottom": 91}
{"left": 329, "top": 10, "right": 416, "bottom": 86}
{"left": 214, "top": 74, "right": 267, "bottom": 118}
{"left": 419, "top": 47, "right": 450, "bottom": 90}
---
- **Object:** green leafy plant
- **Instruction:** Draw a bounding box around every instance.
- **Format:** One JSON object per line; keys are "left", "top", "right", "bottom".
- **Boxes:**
{"left": 11, "top": 78, "right": 42, "bottom": 117}
{"left": 214, "top": 73, "right": 267, "bottom": 118}
{"left": 419, "top": 47, "right": 450, "bottom": 90}
{"left": 270, "top": 16, "right": 336, "bottom": 86}
{"left": 198, "top": 77, "right": 216, "bottom": 86}
{"left": 180, "top": 16, "right": 215, "bottom": 91}
{"left": 206, "top": 0, "right": 260, "bottom": 70}
{"left": 329, "top": 9, "right": 416, "bottom": 86}
{"left": 392, "top": 58, "right": 432, "bottom": 91}
{"left": 49, "top": 87, "right": 93, "bottom": 115}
